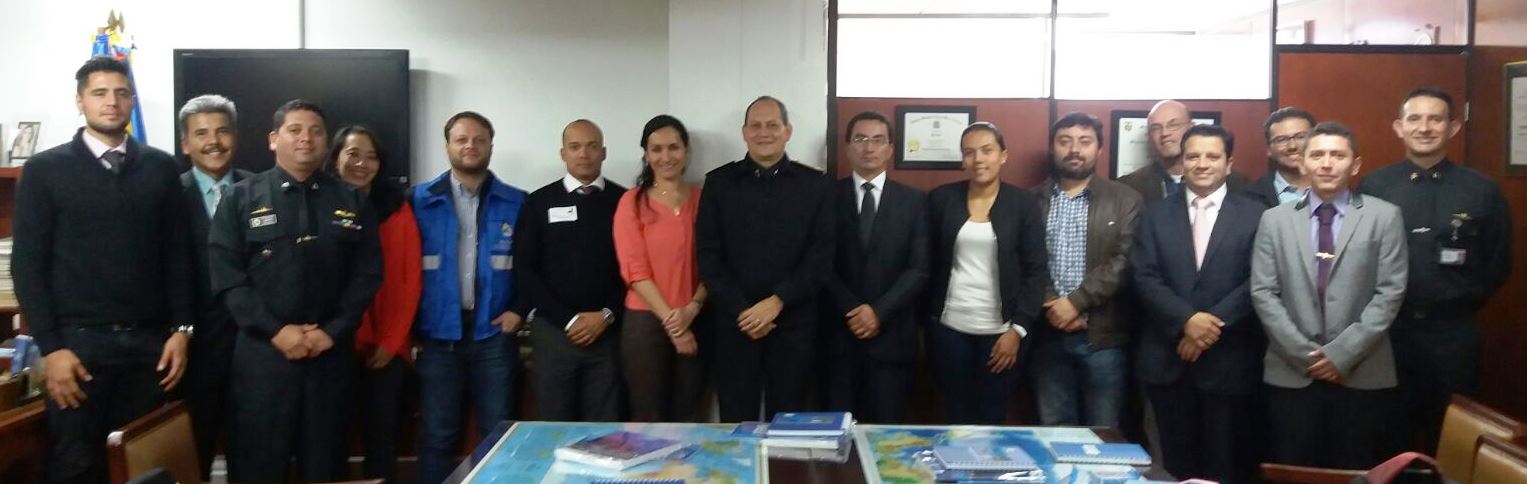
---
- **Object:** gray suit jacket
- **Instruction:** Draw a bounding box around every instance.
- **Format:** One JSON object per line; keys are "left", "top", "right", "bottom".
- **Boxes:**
{"left": 1250, "top": 191, "right": 1408, "bottom": 390}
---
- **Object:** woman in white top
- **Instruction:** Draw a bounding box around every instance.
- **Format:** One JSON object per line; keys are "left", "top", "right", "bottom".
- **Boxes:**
{"left": 925, "top": 122, "right": 1050, "bottom": 425}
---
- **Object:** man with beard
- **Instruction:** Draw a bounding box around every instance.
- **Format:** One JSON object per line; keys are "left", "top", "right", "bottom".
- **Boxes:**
{"left": 175, "top": 94, "right": 255, "bottom": 481}
{"left": 15, "top": 55, "right": 194, "bottom": 484}
{"left": 1358, "top": 88, "right": 1512, "bottom": 453}
{"left": 1028, "top": 112, "right": 1142, "bottom": 428}
{"left": 516, "top": 119, "right": 627, "bottom": 422}
{"left": 412, "top": 111, "right": 529, "bottom": 484}
{"left": 1246, "top": 107, "right": 1316, "bottom": 208}
{"left": 1120, "top": 100, "right": 1247, "bottom": 201}
{"left": 208, "top": 99, "right": 381, "bottom": 482}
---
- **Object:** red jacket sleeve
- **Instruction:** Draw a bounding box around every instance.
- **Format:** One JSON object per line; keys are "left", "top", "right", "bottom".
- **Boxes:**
{"left": 372, "top": 202, "right": 423, "bottom": 360}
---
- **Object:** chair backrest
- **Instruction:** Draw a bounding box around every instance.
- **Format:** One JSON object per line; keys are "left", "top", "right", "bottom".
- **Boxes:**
{"left": 1262, "top": 463, "right": 1371, "bottom": 484}
{"left": 105, "top": 401, "right": 200, "bottom": 484}
{"left": 1439, "top": 395, "right": 1527, "bottom": 483}
{"left": 1472, "top": 435, "right": 1527, "bottom": 484}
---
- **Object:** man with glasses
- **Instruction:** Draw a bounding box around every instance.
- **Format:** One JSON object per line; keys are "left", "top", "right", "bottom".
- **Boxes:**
{"left": 820, "top": 111, "right": 928, "bottom": 423}
{"left": 1246, "top": 107, "right": 1316, "bottom": 208}
{"left": 1120, "top": 100, "right": 1248, "bottom": 201}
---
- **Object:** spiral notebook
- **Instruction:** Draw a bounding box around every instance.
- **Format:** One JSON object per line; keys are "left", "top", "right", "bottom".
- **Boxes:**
{"left": 932, "top": 445, "right": 1039, "bottom": 471}
{"left": 1047, "top": 442, "right": 1152, "bottom": 466}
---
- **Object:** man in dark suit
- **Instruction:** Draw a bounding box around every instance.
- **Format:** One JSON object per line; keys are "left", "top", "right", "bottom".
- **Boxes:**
{"left": 697, "top": 96, "right": 835, "bottom": 422}
{"left": 517, "top": 119, "right": 628, "bottom": 422}
{"left": 1119, "top": 100, "right": 1248, "bottom": 201}
{"left": 175, "top": 94, "right": 255, "bottom": 481}
{"left": 1244, "top": 107, "right": 1315, "bottom": 208}
{"left": 1030, "top": 112, "right": 1141, "bottom": 428}
{"left": 821, "top": 111, "right": 928, "bottom": 423}
{"left": 1133, "top": 124, "right": 1266, "bottom": 483}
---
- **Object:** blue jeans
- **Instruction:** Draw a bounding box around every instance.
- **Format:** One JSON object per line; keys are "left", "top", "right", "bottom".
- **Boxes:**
{"left": 417, "top": 331, "right": 517, "bottom": 484}
{"left": 927, "top": 322, "right": 1021, "bottom": 425}
{"left": 1030, "top": 330, "right": 1126, "bottom": 427}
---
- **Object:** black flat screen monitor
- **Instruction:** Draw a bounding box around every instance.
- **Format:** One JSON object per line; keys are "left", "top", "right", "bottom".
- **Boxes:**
{"left": 174, "top": 49, "right": 410, "bottom": 184}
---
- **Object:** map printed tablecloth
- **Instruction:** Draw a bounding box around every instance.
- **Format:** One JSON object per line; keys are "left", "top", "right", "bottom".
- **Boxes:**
{"left": 854, "top": 424, "right": 1147, "bottom": 484}
{"left": 465, "top": 422, "right": 765, "bottom": 484}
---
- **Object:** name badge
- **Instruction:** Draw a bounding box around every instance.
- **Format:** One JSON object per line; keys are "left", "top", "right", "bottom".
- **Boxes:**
{"left": 249, "top": 214, "right": 278, "bottom": 228}
{"left": 491, "top": 255, "right": 513, "bottom": 270}
{"left": 1439, "top": 248, "right": 1467, "bottom": 266}
{"left": 422, "top": 255, "right": 442, "bottom": 270}
{"left": 548, "top": 206, "right": 578, "bottom": 223}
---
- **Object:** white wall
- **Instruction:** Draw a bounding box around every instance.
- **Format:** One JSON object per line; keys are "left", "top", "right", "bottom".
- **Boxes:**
{"left": 669, "top": 0, "right": 829, "bottom": 175}
{"left": 0, "top": 0, "right": 300, "bottom": 159}
{"left": 0, "top": 0, "right": 828, "bottom": 186}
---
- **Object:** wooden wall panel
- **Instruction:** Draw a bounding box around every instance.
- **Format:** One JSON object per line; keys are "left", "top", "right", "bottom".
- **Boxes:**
{"left": 1277, "top": 52, "right": 1468, "bottom": 177}
{"left": 1465, "top": 46, "right": 1527, "bottom": 422}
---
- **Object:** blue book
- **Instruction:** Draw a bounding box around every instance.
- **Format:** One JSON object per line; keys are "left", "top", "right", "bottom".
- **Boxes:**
{"left": 766, "top": 412, "right": 852, "bottom": 437}
{"left": 731, "top": 421, "right": 768, "bottom": 438}
{"left": 1048, "top": 442, "right": 1152, "bottom": 466}
{"left": 933, "top": 445, "right": 1039, "bottom": 471}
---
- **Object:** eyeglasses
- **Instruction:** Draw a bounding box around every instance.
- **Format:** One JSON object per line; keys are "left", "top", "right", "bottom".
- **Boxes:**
{"left": 1270, "top": 132, "right": 1310, "bottom": 146}
{"left": 1147, "top": 120, "right": 1190, "bottom": 135}
{"left": 850, "top": 135, "right": 889, "bottom": 147}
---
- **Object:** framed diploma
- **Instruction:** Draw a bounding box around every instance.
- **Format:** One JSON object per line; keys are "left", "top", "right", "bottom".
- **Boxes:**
{"left": 1506, "top": 61, "right": 1527, "bottom": 176}
{"left": 895, "top": 105, "right": 975, "bottom": 170}
{"left": 1109, "top": 110, "right": 1221, "bottom": 179}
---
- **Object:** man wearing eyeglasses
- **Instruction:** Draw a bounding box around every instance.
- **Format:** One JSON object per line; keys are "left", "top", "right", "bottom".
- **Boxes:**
{"left": 1245, "top": 107, "right": 1316, "bottom": 208}
{"left": 1120, "top": 100, "right": 1248, "bottom": 201}
{"left": 819, "top": 111, "right": 928, "bottom": 423}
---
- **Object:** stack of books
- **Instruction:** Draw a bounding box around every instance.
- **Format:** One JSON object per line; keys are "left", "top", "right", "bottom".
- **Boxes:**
{"left": 0, "top": 238, "right": 13, "bottom": 302}
{"left": 553, "top": 430, "right": 687, "bottom": 471}
{"left": 737, "top": 411, "right": 855, "bottom": 462}
{"left": 1047, "top": 442, "right": 1152, "bottom": 466}
{"left": 929, "top": 444, "right": 1044, "bottom": 482}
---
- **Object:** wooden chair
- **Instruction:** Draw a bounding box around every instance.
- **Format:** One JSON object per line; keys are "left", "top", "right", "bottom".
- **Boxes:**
{"left": 1439, "top": 395, "right": 1527, "bottom": 483}
{"left": 1472, "top": 435, "right": 1527, "bottom": 484}
{"left": 106, "top": 401, "right": 200, "bottom": 484}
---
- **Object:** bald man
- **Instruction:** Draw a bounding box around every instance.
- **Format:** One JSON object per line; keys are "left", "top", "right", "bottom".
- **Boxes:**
{"left": 1119, "top": 100, "right": 1248, "bottom": 201}
{"left": 516, "top": 119, "right": 628, "bottom": 421}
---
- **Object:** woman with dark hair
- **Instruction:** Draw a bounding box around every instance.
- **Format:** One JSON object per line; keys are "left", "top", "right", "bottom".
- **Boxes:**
{"left": 612, "top": 114, "right": 708, "bottom": 422}
{"left": 326, "top": 125, "right": 420, "bottom": 481}
{"left": 926, "top": 122, "right": 1049, "bottom": 424}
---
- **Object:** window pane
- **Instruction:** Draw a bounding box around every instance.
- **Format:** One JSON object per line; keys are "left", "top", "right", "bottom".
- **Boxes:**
{"left": 1276, "top": 0, "right": 1467, "bottom": 45}
{"left": 837, "top": 18, "right": 1051, "bottom": 98}
{"left": 840, "top": 0, "right": 1050, "bottom": 15}
{"left": 1054, "top": 0, "right": 1271, "bottom": 100}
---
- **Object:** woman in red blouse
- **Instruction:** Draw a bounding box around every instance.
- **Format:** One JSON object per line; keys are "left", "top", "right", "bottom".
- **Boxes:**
{"left": 613, "top": 115, "right": 708, "bottom": 422}
{"left": 327, "top": 125, "right": 421, "bottom": 481}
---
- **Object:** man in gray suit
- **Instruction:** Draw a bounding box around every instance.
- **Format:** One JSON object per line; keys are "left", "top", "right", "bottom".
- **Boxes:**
{"left": 1251, "top": 121, "right": 1408, "bottom": 469}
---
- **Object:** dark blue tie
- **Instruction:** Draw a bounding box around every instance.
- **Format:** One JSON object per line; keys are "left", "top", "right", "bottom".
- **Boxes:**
{"left": 859, "top": 182, "right": 877, "bottom": 248}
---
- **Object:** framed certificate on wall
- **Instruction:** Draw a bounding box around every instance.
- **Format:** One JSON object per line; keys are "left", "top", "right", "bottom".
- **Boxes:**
{"left": 1109, "top": 110, "right": 1221, "bottom": 179}
{"left": 895, "top": 105, "right": 975, "bottom": 170}
{"left": 1506, "top": 61, "right": 1527, "bottom": 176}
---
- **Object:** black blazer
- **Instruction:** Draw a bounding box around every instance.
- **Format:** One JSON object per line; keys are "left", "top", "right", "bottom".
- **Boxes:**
{"left": 926, "top": 181, "right": 1048, "bottom": 334}
{"left": 181, "top": 168, "right": 254, "bottom": 350}
{"left": 1242, "top": 172, "right": 1282, "bottom": 209}
{"left": 826, "top": 177, "right": 929, "bottom": 363}
{"left": 1131, "top": 189, "right": 1266, "bottom": 395}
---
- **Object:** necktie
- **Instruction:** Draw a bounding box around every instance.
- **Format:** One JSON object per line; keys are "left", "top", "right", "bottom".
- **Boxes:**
{"left": 859, "top": 182, "right": 877, "bottom": 247}
{"left": 207, "top": 185, "right": 223, "bottom": 217}
{"left": 102, "top": 150, "right": 125, "bottom": 174}
{"left": 577, "top": 185, "right": 598, "bottom": 196}
{"left": 1164, "top": 179, "right": 1183, "bottom": 199}
{"left": 1192, "top": 196, "right": 1213, "bottom": 270}
{"left": 1315, "top": 203, "right": 1336, "bottom": 311}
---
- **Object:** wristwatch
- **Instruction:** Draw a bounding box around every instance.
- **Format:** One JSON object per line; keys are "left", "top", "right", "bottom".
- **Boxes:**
{"left": 174, "top": 324, "right": 195, "bottom": 339}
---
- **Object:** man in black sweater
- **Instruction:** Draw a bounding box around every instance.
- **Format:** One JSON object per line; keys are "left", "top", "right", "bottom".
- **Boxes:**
{"left": 517, "top": 119, "right": 627, "bottom": 421}
{"left": 697, "top": 96, "right": 835, "bottom": 422}
{"left": 14, "top": 56, "right": 194, "bottom": 484}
